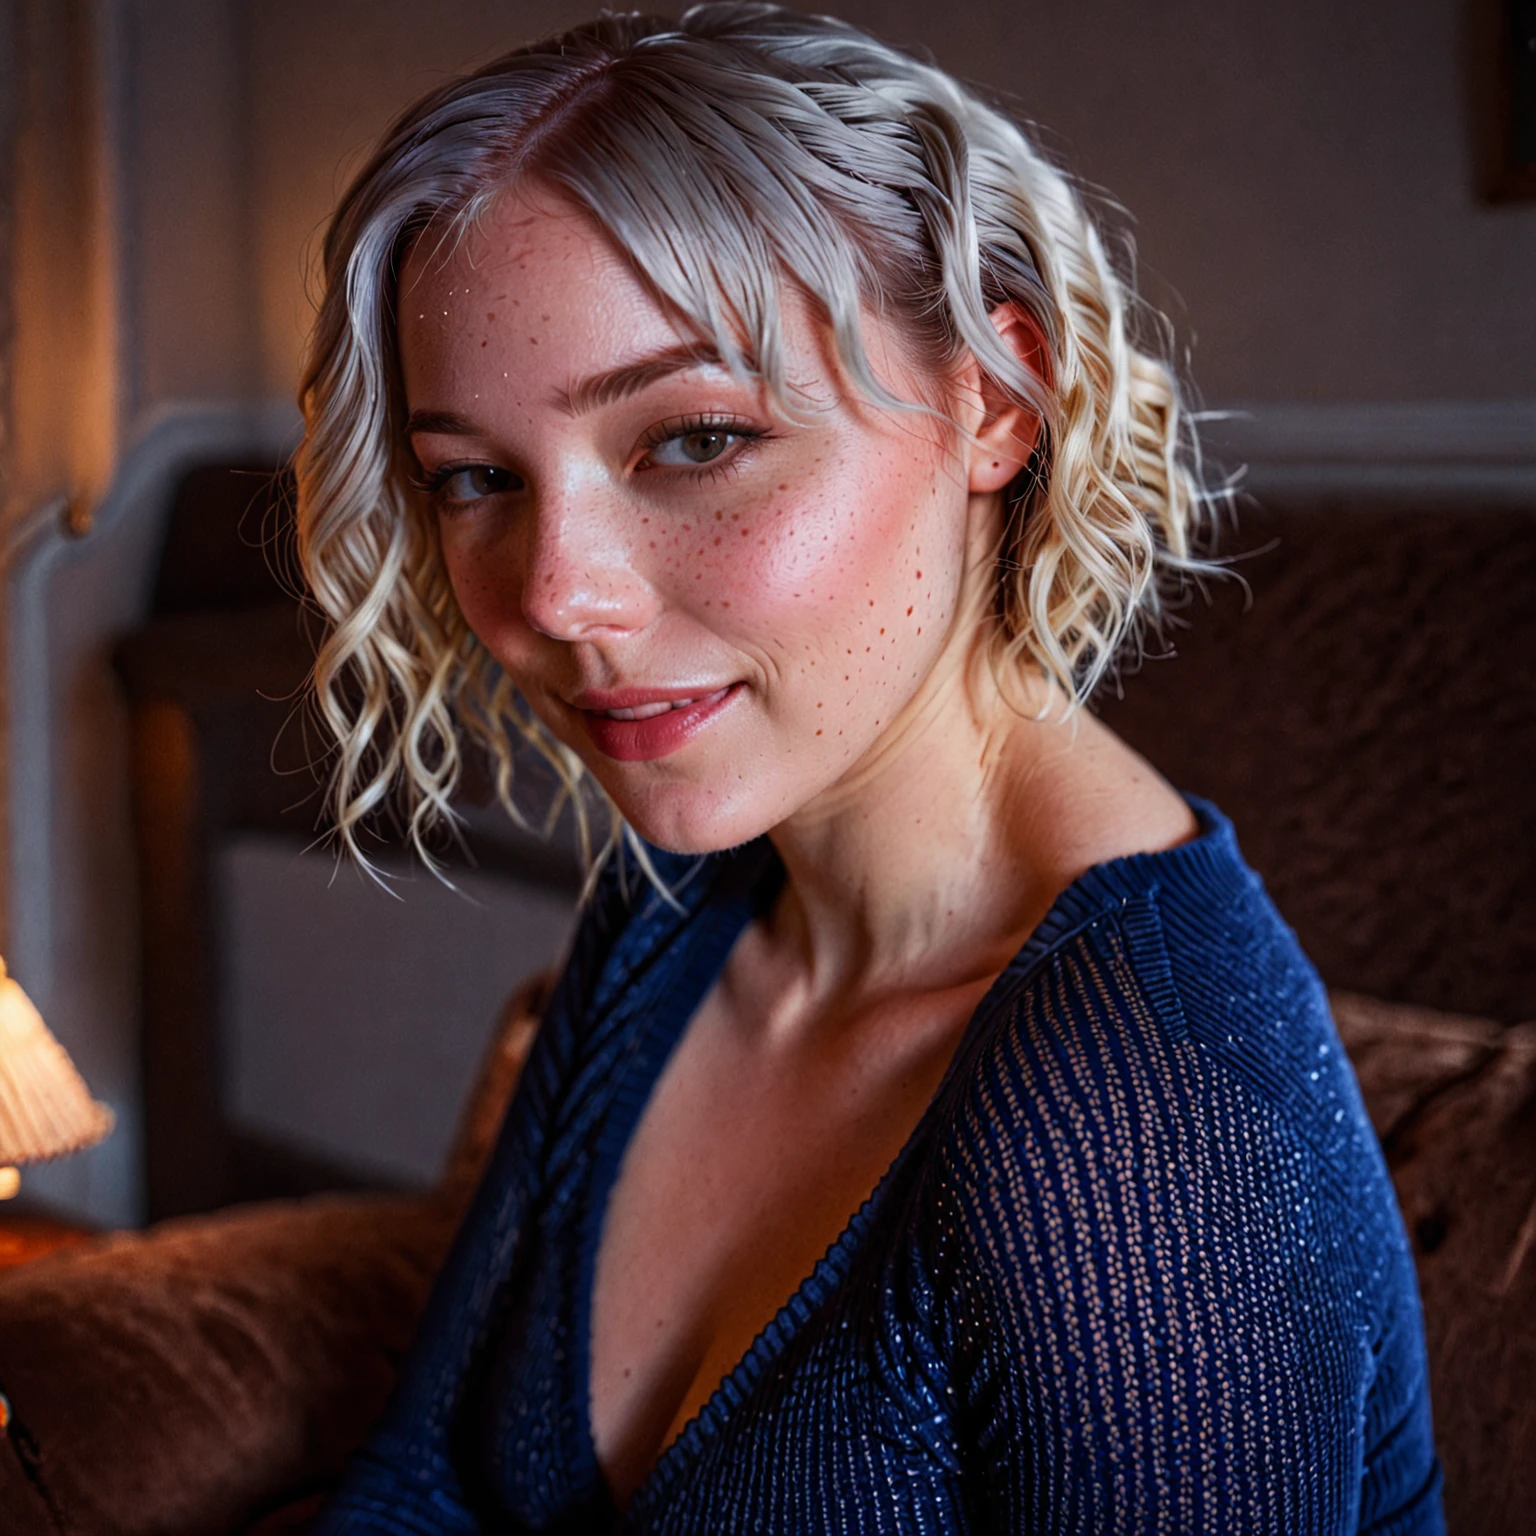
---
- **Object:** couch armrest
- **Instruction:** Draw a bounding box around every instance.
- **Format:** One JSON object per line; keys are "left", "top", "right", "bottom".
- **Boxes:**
{"left": 0, "top": 1193, "right": 457, "bottom": 1536}
{"left": 0, "top": 970, "right": 553, "bottom": 1535}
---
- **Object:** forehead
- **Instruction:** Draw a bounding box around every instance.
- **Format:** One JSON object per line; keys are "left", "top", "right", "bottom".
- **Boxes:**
{"left": 398, "top": 188, "right": 683, "bottom": 362}
{"left": 395, "top": 184, "right": 940, "bottom": 423}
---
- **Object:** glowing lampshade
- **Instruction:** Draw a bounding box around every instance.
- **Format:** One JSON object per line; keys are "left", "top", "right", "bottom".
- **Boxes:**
{"left": 0, "top": 956, "right": 113, "bottom": 1198}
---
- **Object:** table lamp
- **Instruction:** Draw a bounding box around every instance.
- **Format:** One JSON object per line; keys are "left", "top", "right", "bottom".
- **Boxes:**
{"left": 0, "top": 956, "right": 114, "bottom": 1199}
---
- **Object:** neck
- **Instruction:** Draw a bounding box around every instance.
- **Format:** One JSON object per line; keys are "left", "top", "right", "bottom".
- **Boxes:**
{"left": 764, "top": 621, "right": 1082, "bottom": 1008}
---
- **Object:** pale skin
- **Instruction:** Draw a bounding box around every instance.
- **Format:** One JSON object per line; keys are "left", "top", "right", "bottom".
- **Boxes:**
{"left": 400, "top": 186, "right": 1197, "bottom": 1507}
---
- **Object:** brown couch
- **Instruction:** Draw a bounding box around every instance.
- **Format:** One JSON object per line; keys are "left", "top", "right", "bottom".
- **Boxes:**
{"left": 1, "top": 486, "right": 1531, "bottom": 1532}
{"left": 0, "top": 980, "right": 544, "bottom": 1535}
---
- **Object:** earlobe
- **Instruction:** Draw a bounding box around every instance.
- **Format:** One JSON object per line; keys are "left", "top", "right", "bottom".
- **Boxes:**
{"left": 966, "top": 302, "right": 1050, "bottom": 495}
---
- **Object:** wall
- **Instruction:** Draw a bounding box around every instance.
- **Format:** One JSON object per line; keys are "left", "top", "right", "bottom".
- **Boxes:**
{"left": 3, "top": 0, "right": 1533, "bottom": 1225}
{"left": 2, "top": 0, "right": 278, "bottom": 1223}
{"left": 246, "top": 0, "right": 1536, "bottom": 407}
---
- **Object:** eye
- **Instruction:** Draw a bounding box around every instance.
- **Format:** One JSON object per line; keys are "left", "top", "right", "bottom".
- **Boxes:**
{"left": 645, "top": 428, "right": 738, "bottom": 467}
{"left": 636, "top": 415, "right": 767, "bottom": 476}
{"left": 419, "top": 463, "right": 519, "bottom": 506}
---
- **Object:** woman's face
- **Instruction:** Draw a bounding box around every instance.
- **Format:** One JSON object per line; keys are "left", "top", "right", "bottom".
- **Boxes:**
{"left": 399, "top": 188, "right": 1000, "bottom": 854}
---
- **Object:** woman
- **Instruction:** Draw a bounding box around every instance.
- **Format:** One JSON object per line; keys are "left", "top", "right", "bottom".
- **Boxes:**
{"left": 300, "top": 5, "right": 1441, "bottom": 1530}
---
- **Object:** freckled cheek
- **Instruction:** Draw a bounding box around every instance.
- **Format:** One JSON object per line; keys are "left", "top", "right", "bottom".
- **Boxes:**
{"left": 442, "top": 541, "right": 538, "bottom": 660}
{"left": 675, "top": 461, "right": 953, "bottom": 690}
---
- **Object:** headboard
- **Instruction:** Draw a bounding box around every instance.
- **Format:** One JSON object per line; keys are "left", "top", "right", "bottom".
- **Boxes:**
{"left": 1097, "top": 491, "right": 1535, "bottom": 1025}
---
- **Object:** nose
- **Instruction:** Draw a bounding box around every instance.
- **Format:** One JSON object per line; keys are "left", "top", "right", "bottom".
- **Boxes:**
{"left": 518, "top": 485, "right": 661, "bottom": 643}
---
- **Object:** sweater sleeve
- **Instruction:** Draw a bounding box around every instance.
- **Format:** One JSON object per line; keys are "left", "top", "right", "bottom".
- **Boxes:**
{"left": 936, "top": 909, "right": 1443, "bottom": 1535}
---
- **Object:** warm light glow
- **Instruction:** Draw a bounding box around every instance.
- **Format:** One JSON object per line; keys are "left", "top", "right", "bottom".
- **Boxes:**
{"left": 0, "top": 1167, "right": 18, "bottom": 1200}
{"left": 0, "top": 956, "right": 114, "bottom": 1167}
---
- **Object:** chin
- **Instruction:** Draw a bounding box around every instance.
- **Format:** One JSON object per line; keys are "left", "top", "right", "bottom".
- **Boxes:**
{"left": 600, "top": 775, "right": 785, "bottom": 859}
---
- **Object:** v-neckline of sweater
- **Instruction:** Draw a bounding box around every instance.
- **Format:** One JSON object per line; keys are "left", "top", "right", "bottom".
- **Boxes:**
{"left": 572, "top": 798, "right": 1237, "bottom": 1527}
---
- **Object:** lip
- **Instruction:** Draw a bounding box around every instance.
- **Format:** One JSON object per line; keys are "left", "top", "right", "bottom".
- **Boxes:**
{"left": 572, "top": 683, "right": 742, "bottom": 762}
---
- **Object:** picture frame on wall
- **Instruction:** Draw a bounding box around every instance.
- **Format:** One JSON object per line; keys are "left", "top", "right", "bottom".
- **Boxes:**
{"left": 1486, "top": 0, "right": 1536, "bottom": 200}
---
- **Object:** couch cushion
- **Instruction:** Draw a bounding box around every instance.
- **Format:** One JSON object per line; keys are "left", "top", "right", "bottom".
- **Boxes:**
{"left": 0, "top": 1194, "right": 455, "bottom": 1536}
{"left": 1332, "top": 991, "right": 1536, "bottom": 1536}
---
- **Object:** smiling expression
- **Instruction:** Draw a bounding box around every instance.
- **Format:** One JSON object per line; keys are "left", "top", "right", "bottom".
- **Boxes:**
{"left": 398, "top": 188, "right": 997, "bottom": 854}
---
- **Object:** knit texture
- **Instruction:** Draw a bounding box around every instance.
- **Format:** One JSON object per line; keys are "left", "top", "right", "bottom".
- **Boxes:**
{"left": 315, "top": 800, "right": 1443, "bottom": 1534}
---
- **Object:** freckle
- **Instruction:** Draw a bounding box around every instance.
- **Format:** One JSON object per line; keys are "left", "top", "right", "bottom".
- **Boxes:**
{"left": 907, "top": 606, "right": 913, "bottom": 615}
{"left": 722, "top": 601, "right": 730, "bottom": 608}
{"left": 487, "top": 312, "right": 495, "bottom": 321}
{"left": 879, "top": 628, "right": 885, "bottom": 635}
{"left": 481, "top": 340, "right": 488, "bottom": 347}
{"left": 868, "top": 600, "right": 874, "bottom": 607}
{"left": 778, "top": 483, "right": 789, "bottom": 491}
{"left": 916, "top": 570, "right": 922, "bottom": 579}
{"left": 715, "top": 510, "right": 723, "bottom": 521}
{"left": 816, "top": 729, "right": 823, "bottom": 736}
{"left": 714, "top": 537, "right": 722, "bottom": 546}
{"left": 529, "top": 337, "right": 539, "bottom": 345}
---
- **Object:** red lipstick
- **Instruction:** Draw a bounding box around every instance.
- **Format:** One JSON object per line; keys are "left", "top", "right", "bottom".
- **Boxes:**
{"left": 573, "top": 684, "right": 741, "bottom": 762}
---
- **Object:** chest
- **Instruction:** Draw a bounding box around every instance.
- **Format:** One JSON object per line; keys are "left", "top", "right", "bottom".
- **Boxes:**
{"left": 588, "top": 975, "right": 978, "bottom": 1507}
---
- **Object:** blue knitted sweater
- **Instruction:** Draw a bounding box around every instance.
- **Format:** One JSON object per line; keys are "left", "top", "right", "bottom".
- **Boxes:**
{"left": 316, "top": 799, "right": 1442, "bottom": 1534}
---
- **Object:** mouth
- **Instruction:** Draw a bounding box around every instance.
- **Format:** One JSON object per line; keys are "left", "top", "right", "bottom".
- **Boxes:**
{"left": 589, "top": 690, "right": 730, "bottom": 722}
{"left": 571, "top": 684, "right": 741, "bottom": 762}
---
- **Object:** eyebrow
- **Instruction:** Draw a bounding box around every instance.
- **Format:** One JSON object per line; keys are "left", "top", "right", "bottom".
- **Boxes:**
{"left": 553, "top": 343, "right": 730, "bottom": 416}
{"left": 404, "top": 344, "right": 736, "bottom": 442}
{"left": 405, "top": 408, "right": 487, "bottom": 438}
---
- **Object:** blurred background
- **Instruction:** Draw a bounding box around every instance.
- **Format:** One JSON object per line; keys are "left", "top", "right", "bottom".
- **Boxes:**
{"left": 1, "top": 0, "right": 1533, "bottom": 1228}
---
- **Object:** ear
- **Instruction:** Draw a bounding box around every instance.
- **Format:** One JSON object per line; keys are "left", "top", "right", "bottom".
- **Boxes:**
{"left": 965, "top": 302, "right": 1050, "bottom": 496}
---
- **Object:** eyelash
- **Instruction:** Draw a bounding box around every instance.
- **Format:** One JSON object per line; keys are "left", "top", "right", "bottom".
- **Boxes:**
{"left": 410, "top": 463, "right": 513, "bottom": 507}
{"left": 411, "top": 415, "right": 772, "bottom": 516}
{"left": 635, "top": 414, "right": 771, "bottom": 483}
